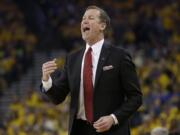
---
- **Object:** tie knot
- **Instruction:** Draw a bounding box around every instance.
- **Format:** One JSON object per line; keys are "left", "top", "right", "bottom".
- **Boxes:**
{"left": 87, "top": 47, "right": 92, "bottom": 53}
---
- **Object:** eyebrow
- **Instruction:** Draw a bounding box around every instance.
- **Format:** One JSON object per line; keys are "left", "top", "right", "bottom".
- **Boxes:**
{"left": 82, "top": 15, "right": 95, "bottom": 19}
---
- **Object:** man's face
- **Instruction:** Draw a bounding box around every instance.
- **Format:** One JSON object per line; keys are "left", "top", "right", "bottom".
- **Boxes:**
{"left": 81, "top": 9, "right": 105, "bottom": 44}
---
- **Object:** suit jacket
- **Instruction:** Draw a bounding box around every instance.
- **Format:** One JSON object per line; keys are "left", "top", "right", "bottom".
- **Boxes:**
{"left": 41, "top": 41, "right": 142, "bottom": 135}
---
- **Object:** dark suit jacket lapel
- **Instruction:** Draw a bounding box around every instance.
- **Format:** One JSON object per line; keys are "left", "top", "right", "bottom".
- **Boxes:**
{"left": 94, "top": 41, "right": 112, "bottom": 89}
{"left": 69, "top": 47, "right": 84, "bottom": 134}
{"left": 74, "top": 48, "right": 85, "bottom": 93}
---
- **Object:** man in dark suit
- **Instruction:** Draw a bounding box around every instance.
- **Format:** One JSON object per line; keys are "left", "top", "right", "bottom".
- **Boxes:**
{"left": 41, "top": 5, "right": 142, "bottom": 135}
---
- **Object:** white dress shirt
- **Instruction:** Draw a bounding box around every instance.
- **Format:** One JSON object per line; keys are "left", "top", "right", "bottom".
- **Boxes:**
{"left": 42, "top": 39, "right": 118, "bottom": 124}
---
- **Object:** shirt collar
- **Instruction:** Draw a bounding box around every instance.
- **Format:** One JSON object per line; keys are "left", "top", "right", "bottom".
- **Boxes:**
{"left": 85, "top": 39, "right": 104, "bottom": 55}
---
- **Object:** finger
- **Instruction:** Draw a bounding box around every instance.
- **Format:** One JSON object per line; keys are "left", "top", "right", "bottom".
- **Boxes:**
{"left": 94, "top": 118, "right": 107, "bottom": 130}
{"left": 96, "top": 127, "right": 108, "bottom": 133}
{"left": 43, "top": 65, "right": 57, "bottom": 71}
{"left": 43, "top": 61, "right": 57, "bottom": 66}
{"left": 43, "top": 69, "right": 56, "bottom": 75}
{"left": 43, "top": 62, "right": 57, "bottom": 68}
{"left": 43, "top": 67, "right": 57, "bottom": 73}
{"left": 97, "top": 121, "right": 106, "bottom": 127}
{"left": 96, "top": 128, "right": 107, "bottom": 132}
{"left": 94, "top": 116, "right": 113, "bottom": 132}
{"left": 43, "top": 63, "right": 57, "bottom": 70}
{"left": 45, "top": 60, "right": 56, "bottom": 64}
{"left": 94, "top": 117, "right": 104, "bottom": 124}
{"left": 94, "top": 121, "right": 106, "bottom": 129}
{"left": 96, "top": 123, "right": 110, "bottom": 133}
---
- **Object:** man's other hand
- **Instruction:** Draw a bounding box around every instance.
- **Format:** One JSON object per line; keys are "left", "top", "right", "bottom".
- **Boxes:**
{"left": 93, "top": 115, "right": 114, "bottom": 133}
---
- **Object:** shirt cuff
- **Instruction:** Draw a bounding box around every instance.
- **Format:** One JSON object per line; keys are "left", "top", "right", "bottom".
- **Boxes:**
{"left": 42, "top": 76, "right": 52, "bottom": 91}
{"left": 110, "top": 114, "right": 119, "bottom": 125}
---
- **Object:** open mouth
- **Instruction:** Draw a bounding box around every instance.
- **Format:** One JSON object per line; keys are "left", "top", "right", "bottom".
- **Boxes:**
{"left": 83, "top": 27, "right": 90, "bottom": 32}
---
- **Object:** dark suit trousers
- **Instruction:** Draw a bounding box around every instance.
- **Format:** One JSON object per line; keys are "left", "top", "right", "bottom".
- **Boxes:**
{"left": 71, "top": 119, "right": 112, "bottom": 135}
{"left": 71, "top": 119, "right": 114, "bottom": 135}
{"left": 71, "top": 119, "right": 96, "bottom": 135}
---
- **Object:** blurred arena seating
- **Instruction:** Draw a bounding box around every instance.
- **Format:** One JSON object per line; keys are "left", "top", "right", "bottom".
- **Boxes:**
{"left": 0, "top": 0, "right": 179, "bottom": 135}
{"left": 0, "top": 0, "right": 36, "bottom": 95}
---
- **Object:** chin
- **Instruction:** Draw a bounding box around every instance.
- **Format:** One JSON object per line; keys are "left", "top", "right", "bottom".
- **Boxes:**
{"left": 82, "top": 35, "right": 88, "bottom": 42}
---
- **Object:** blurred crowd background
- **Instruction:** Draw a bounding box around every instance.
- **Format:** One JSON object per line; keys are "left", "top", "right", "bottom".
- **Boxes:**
{"left": 0, "top": 0, "right": 179, "bottom": 135}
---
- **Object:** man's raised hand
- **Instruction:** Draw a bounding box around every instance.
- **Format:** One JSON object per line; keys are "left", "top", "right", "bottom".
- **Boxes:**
{"left": 42, "top": 59, "right": 57, "bottom": 81}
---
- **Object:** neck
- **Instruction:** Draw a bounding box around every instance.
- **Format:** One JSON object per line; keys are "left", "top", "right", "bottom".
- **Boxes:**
{"left": 86, "top": 35, "right": 104, "bottom": 46}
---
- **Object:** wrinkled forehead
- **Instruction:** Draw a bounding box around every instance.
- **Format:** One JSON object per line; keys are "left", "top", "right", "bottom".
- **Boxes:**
{"left": 83, "top": 9, "right": 101, "bottom": 18}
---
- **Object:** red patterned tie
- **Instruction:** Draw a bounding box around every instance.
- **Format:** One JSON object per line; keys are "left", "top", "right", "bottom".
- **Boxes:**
{"left": 83, "top": 47, "right": 93, "bottom": 123}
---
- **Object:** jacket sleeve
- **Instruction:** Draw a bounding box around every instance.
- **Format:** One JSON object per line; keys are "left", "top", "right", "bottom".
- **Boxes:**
{"left": 40, "top": 56, "right": 70, "bottom": 105}
{"left": 113, "top": 51, "right": 142, "bottom": 125}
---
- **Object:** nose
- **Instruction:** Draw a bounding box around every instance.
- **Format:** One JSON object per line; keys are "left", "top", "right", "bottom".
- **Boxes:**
{"left": 82, "top": 18, "right": 89, "bottom": 24}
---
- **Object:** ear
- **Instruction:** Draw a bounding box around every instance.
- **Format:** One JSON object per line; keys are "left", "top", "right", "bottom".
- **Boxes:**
{"left": 100, "top": 23, "right": 106, "bottom": 31}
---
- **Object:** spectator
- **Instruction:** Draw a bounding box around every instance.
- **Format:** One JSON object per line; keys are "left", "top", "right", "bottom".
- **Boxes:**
{"left": 151, "top": 127, "right": 169, "bottom": 135}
